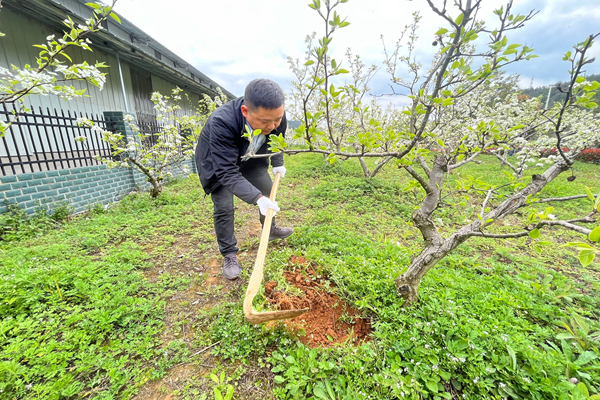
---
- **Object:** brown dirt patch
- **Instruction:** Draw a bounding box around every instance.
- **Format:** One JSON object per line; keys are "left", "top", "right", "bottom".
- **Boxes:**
{"left": 265, "top": 262, "right": 371, "bottom": 348}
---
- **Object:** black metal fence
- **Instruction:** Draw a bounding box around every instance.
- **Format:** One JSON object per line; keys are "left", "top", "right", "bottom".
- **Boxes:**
{"left": 137, "top": 117, "right": 163, "bottom": 148}
{"left": 0, "top": 103, "right": 112, "bottom": 176}
{"left": 137, "top": 116, "right": 192, "bottom": 154}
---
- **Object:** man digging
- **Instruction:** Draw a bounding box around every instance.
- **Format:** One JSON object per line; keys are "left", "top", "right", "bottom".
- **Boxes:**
{"left": 195, "top": 79, "right": 294, "bottom": 280}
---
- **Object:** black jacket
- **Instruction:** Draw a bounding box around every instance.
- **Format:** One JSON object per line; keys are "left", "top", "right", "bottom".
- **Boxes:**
{"left": 195, "top": 97, "right": 287, "bottom": 204}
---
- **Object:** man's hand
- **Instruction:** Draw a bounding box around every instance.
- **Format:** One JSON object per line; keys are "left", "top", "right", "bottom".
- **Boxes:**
{"left": 272, "top": 166, "right": 286, "bottom": 179}
{"left": 257, "top": 196, "right": 280, "bottom": 216}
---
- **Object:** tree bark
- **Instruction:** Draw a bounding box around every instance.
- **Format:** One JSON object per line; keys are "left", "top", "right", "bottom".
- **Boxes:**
{"left": 128, "top": 156, "right": 163, "bottom": 198}
{"left": 358, "top": 156, "right": 370, "bottom": 177}
{"left": 368, "top": 156, "right": 394, "bottom": 178}
{"left": 396, "top": 160, "right": 571, "bottom": 304}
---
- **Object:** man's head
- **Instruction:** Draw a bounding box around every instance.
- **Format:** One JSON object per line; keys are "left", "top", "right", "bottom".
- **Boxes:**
{"left": 241, "top": 79, "right": 285, "bottom": 135}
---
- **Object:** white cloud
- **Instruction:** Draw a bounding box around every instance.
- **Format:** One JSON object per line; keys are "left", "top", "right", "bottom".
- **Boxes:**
{"left": 114, "top": 0, "right": 600, "bottom": 100}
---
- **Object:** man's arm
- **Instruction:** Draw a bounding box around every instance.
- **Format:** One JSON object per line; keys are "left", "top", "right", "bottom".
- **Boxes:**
{"left": 210, "top": 117, "right": 263, "bottom": 204}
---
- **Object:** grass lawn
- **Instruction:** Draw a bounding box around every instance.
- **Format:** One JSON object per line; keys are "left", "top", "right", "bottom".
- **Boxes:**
{"left": 1, "top": 154, "right": 599, "bottom": 400}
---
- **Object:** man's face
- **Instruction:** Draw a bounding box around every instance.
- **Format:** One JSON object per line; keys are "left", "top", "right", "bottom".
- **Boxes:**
{"left": 241, "top": 104, "right": 284, "bottom": 135}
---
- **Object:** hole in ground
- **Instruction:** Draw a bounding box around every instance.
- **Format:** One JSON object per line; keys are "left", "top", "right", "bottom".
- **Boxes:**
{"left": 264, "top": 256, "right": 371, "bottom": 348}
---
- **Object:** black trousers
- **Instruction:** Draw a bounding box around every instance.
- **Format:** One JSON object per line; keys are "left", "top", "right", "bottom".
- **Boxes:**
{"left": 211, "top": 167, "right": 275, "bottom": 256}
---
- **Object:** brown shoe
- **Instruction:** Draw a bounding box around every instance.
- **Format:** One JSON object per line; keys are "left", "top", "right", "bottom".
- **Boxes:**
{"left": 223, "top": 253, "right": 241, "bottom": 280}
{"left": 269, "top": 226, "right": 294, "bottom": 241}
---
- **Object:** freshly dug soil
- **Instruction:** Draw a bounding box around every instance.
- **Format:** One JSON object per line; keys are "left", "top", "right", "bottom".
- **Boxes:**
{"left": 265, "top": 256, "right": 371, "bottom": 348}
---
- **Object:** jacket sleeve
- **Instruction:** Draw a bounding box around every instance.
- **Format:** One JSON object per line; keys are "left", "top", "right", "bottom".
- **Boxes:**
{"left": 269, "top": 112, "right": 287, "bottom": 168}
{"left": 210, "top": 117, "right": 263, "bottom": 204}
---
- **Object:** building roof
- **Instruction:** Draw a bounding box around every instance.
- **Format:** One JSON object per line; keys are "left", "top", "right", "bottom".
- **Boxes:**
{"left": 3, "top": 0, "right": 237, "bottom": 100}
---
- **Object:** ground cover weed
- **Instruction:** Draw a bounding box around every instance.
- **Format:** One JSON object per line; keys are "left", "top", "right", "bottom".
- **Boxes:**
{"left": 0, "top": 181, "right": 196, "bottom": 399}
{"left": 263, "top": 154, "right": 600, "bottom": 399}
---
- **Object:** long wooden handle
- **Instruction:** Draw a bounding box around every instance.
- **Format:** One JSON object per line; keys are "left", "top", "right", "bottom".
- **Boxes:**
{"left": 244, "top": 173, "right": 309, "bottom": 323}
{"left": 243, "top": 173, "right": 281, "bottom": 318}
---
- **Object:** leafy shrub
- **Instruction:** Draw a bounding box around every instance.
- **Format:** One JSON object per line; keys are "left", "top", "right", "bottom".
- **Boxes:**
{"left": 0, "top": 203, "right": 56, "bottom": 241}
{"left": 538, "top": 147, "right": 600, "bottom": 164}
{"left": 575, "top": 148, "right": 600, "bottom": 164}
{"left": 0, "top": 201, "right": 74, "bottom": 242}
{"left": 538, "top": 147, "right": 571, "bottom": 158}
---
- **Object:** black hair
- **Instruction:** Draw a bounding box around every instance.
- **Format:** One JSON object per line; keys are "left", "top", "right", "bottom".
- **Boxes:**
{"left": 244, "top": 79, "right": 285, "bottom": 110}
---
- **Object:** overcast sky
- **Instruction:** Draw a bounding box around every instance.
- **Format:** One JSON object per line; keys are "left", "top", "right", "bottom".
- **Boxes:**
{"left": 113, "top": 0, "right": 600, "bottom": 107}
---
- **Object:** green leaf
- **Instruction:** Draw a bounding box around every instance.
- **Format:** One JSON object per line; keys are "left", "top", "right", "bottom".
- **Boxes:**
{"left": 579, "top": 249, "right": 596, "bottom": 267}
{"left": 589, "top": 226, "right": 600, "bottom": 242}
{"left": 336, "top": 68, "right": 349, "bottom": 74}
{"left": 285, "top": 355, "right": 296, "bottom": 364}
{"left": 214, "top": 388, "right": 223, "bottom": 400}
{"left": 507, "top": 345, "right": 517, "bottom": 370}
{"left": 563, "top": 51, "right": 572, "bottom": 61}
{"left": 586, "top": 187, "right": 595, "bottom": 201}
{"left": 436, "top": 28, "right": 449, "bottom": 35}
{"left": 313, "top": 387, "right": 328, "bottom": 399}
{"left": 577, "top": 382, "right": 590, "bottom": 397}
{"left": 563, "top": 242, "right": 594, "bottom": 249}
{"left": 339, "top": 21, "right": 350, "bottom": 28}
{"left": 455, "top": 13, "right": 464, "bottom": 25}
{"left": 426, "top": 379, "right": 439, "bottom": 393}
{"left": 556, "top": 333, "right": 576, "bottom": 340}
{"left": 274, "top": 375, "right": 285, "bottom": 384}
{"left": 575, "top": 351, "right": 598, "bottom": 366}
{"left": 325, "top": 378, "right": 335, "bottom": 399}
{"left": 109, "top": 12, "right": 121, "bottom": 24}
{"left": 528, "top": 229, "right": 541, "bottom": 239}
{"left": 86, "top": 2, "right": 102, "bottom": 9}
{"left": 576, "top": 76, "right": 586, "bottom": 83}
{"left": 225, "top": 386, "right": 234, "bottom": 400}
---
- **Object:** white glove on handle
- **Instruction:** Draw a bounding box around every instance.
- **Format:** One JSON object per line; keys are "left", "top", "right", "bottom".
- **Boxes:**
{"left": 257, "top": 196, "right": 280, "bottom": 216}
{"left": 272, "top": 166, "right": 286, "bottom": 179}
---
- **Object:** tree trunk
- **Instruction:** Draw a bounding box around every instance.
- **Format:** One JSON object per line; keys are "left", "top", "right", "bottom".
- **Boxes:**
{"left": 127, "top": 157, "right": 163, "bottom": 198}
{"left": 395, "top": 159, "right": 570, "bottom": 304}
{"left": 395, "top": 235, "right": 468, "bottom": 303}
{"left": 149, "top": 181, "right": 162, "bottom": 198}
{"left": 358, "top": 156, "right": 370, "bottom": 177}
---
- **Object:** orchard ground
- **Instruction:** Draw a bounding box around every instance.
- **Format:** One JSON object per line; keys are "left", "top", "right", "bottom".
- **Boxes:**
{"left": 1, "top": 154, "right": 599, "bottom": 400}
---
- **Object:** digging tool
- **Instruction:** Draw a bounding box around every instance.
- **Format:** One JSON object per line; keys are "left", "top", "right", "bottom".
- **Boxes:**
{"left": 244, "top": 172, "right": 309, "bottom": 324}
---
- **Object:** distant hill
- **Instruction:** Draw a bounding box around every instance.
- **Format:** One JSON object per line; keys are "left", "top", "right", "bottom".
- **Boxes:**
{"left": 520, "top": 73, "right": 600, "bottom": 110}
{"left": 288, "top": 120, "right": 301, "bottom": 130}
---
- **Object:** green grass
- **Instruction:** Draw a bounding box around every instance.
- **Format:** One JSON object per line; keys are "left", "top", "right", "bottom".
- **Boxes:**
{"left": 1, "top": 157, "right": 599, "bottom": 400}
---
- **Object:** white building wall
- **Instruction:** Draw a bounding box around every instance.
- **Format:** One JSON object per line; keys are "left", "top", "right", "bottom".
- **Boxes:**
{"left": 0, "top": 7, "right": 129, "bottom": 117}
{"left": 1, "top": 6, "right": 204, "bottom": 157}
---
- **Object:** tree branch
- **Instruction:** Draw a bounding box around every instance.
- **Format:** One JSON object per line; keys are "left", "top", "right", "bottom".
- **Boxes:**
{"left": 473, "top": 215, "right": 597, "bottom": 239}
{"left": 449, "top": 151, "right": 482, "bottom": 170}
{"left": 417, "top": 156, "right": 431, "bottom": 178}
{"left": 404, "top": 165, "right": 432, "bottom": 194}
{"left": 526, "top": 194, "right": 597, "bottom": 206}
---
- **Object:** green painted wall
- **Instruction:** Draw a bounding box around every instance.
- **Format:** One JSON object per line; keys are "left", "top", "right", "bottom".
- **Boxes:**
{"left": 0, "top": 159, "right": 197, "bottom": 215}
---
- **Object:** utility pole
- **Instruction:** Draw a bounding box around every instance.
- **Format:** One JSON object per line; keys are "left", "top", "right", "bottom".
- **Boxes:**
{"left": 545, "top": 85, "right": 552, "bottom": 109}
